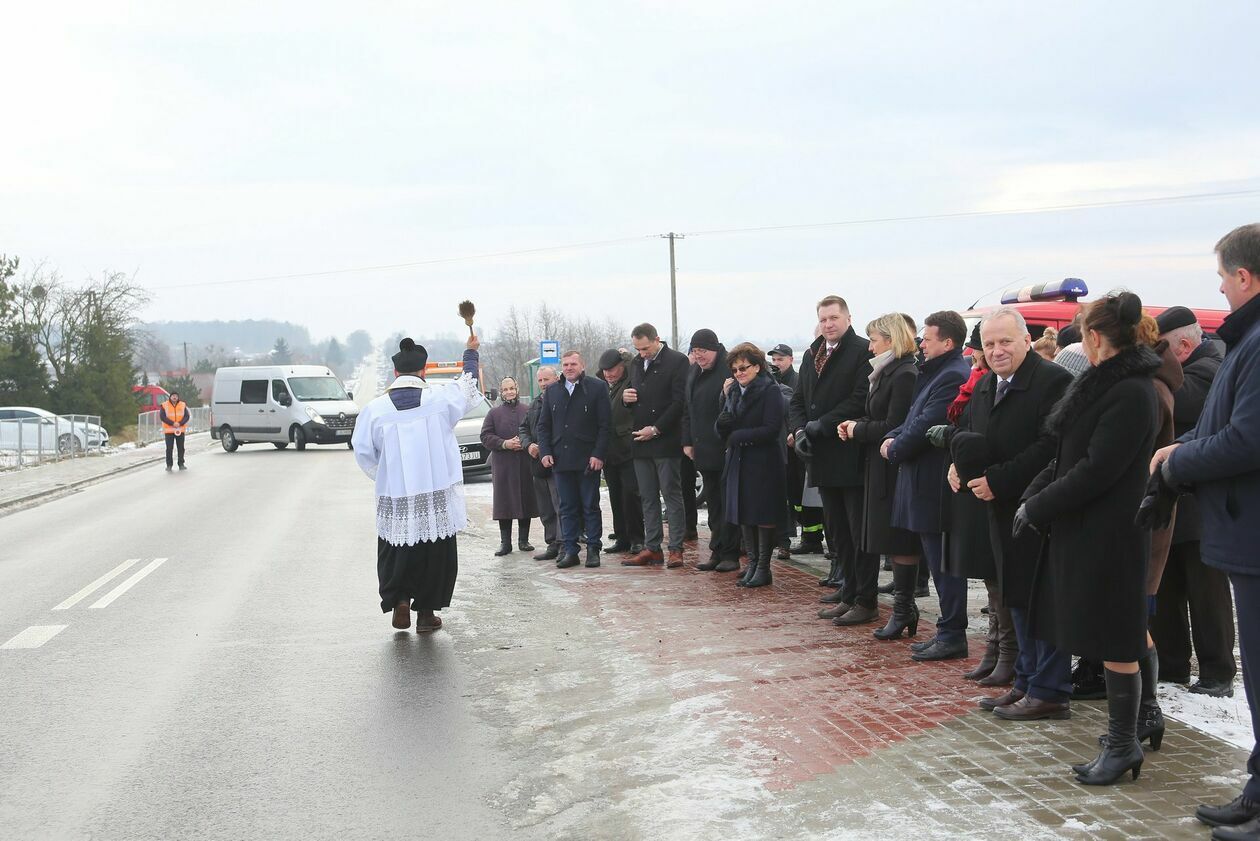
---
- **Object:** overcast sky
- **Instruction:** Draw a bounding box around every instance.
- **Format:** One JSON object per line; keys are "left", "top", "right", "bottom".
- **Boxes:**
{"left": 4, "top": 2, "right": 1259, "bottom": 349}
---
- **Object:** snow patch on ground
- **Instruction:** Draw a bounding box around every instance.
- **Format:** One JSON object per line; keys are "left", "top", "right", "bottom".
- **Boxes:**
{"left": 1161, "top": 681, "right": 1254, "bottom": 751}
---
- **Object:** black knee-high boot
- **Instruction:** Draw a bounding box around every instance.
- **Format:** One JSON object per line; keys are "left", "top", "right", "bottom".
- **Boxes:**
{"left": 746, "top": 527, "right": 774, "bottom": 588}
{"left": 737, "top": 526, "right": 759, "bottom": 587}
{"left": 1074, "top": 668, "right": 1144, "bottom": 785}
{"left": 517, "top": 518, "right": 533, "bottom": 551}
{"left": 873, "top": 563, "right": 919, "bottom": 640}
{"left": 495, "top": 520, "right": 513, "bottom": 556}
{"left": 1137, "top": 647, "right": 1166, "bottom": 749}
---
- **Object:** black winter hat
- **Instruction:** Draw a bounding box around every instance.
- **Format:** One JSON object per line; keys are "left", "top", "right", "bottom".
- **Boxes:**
{"left": 1056, "top": 323, "right": 1081, "bottom": 348}
{"left": 689, "top": 328, "right": 721, "bottom": 352}
{"left": 1156, "top": 306, "right": 1197, "bottom": 334}
{"left": 392, "top": 337, "right": 428, "bottom": 373}
{"left": 598, "top": 349, "right": 624, "bottom": 371}
{"left": 966, "top": 323, "right": 983, "bottom": 351}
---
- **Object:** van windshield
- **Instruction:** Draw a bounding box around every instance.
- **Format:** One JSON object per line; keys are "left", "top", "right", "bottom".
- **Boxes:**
{"left": 288, "top": 376, "right": 349, "bottom": 401}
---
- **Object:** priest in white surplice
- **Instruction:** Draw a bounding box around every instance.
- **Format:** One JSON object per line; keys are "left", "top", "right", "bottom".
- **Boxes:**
{"left": 352, "top": 333, "right": 482, "bottom": 633}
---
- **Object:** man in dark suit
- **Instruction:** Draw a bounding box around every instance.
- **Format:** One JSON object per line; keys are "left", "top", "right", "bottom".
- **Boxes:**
{"left": 622, "top": 323, "right": 691, "bottom": 568}
{"left": 537, "top": 350, "right": 611, "bottom": 569}
{"left": 948, "top": 308, "right": 1074, "bottom": 718}
{"left": 1150, "top": 306, "right": 1235, "bottom": 696}
{"left": 518, "top": 366, "right": 563, "bottom": 560}
{"left": 883, "top": 310, "right": 972, "bottom": 661}
{"left": 788, "top": 296, "right": 874, "bottom": 620}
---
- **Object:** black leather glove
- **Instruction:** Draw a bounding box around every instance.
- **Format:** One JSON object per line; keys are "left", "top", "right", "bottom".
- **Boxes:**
{"left": 804, "top": 419, "right": 825, "bottom": 441}
{"left": 1135, "top": 466, "right": 1178, "bottom": 531}
{"left": 1012, "top": 503, "right": 1038, "bottom": 539}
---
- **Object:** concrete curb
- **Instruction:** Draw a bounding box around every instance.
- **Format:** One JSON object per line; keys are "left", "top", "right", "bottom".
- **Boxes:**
{"left": 0, "top": 434, "right": 211, "bottom": 516}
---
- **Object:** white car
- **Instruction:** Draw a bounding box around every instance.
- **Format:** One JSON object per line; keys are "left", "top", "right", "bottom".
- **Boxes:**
{"left": 0, "top": 407, "right": 110, "bottom": 453}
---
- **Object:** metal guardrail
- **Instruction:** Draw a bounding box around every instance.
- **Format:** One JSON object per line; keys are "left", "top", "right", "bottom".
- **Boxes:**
{"left": 136, "top": 407, "right": 211, "bottom": 446}
{"left": 0, "top": 414, "right": 107, "bottom": 470}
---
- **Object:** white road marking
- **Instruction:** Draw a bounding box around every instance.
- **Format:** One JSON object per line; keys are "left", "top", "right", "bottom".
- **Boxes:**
{"left": 1, "top": 625, "right": 69, "bottom": 649}
{"left": 52, "top": 558, "right": 143, "bottom": 611}
{"left": 88, "top": 557, "right": 169, "bottom": 610}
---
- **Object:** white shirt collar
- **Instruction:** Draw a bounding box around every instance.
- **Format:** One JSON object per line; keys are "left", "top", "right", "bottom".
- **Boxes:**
{"left": 387, "top": 375, "right": 429, "bottom": 391}
{"left": 565, "top": 378, "right": 577, "bottom": 393}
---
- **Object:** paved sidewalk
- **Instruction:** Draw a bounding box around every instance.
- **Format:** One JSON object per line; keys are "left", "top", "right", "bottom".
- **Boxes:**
{"left": 494, "top": 494, "right": 1251, "bottom": 839}
{"left": 0, "top": 433, "right": 214, "bottom": 513}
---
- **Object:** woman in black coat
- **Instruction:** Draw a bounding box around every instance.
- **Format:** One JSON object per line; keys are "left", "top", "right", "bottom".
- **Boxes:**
{"left": 837, "top": 313, "right": 920, "bottom": 633}
{"left": 716, "top": 343, "right": 787, "bottom": 588}
{"left": 1018, "top": 292, "right": 1161, "bottom": 787}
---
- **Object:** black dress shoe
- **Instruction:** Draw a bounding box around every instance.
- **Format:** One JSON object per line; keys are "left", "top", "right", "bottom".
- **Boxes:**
{"left": 1192, "top": 678, "right": 1236, "bottom": 698}
{"left": 1199, "top": 795, "right": 1260, "bottom": 828}
{"left": 877, "top": 580, "right": 895, "bottom": 595}
{"left": 714, "top": 558, "right": 740, "bottom": 573}
{"left": 910, "top": 639, "right": 967, "bottom": 662}
{"left": 627, "top": 542, "right": 644, "bottom": 555}
{"left": 910, "top": 637, "right": 938, "bottom": 653}
{"left": 585, "top": 548, "right": 600, "bottom": 568}
{"left": 1212, "top": 818, "right": 1260, "bottom": 841}
{"left": 608, "top": 541, "right": 632, "bottom": 553}
{"left": 833, "top": 604, "right": 879, "bottom": 626}
{"left": 696, "top": 552, "right": 720, "bottom": 571}
{"left": 494, "top": 542, "right": 513, "bottom": 557}
{"left": 556, "top": 553, "right": 580, "bottom": 569}
{"left": 993, "top": 696, "right": 1071, "bottom": 721}
{"left": 533, "top": 544, "right": 560, "bottom": 561}
{"left": 518, "top": 541, "right": 535, "bottom": 552}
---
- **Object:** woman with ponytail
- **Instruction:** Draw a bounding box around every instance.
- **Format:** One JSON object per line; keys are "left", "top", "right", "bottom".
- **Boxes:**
{"left": 1015, "top": 291, "right": 1162, "bottom": 786}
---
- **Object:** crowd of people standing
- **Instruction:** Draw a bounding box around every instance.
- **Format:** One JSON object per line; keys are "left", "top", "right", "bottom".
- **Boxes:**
{"left": 476, "top": 223, "right": 1260, "bottom": 836}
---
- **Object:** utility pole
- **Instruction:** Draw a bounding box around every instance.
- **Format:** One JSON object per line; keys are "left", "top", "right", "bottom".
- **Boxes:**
{"left": 659, "top": 232, "right": 684, "bottom": 348}
{"left": 183, "top": 342, "right": 189, "bottom": 373}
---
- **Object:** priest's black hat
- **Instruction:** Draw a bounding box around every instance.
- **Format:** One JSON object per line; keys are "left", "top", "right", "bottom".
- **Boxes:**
{"left": 392, "top": 337, "right": 428, "bottom": 373}
{"left": 1156, "top": 306, "right": 1198, "bottom": 334}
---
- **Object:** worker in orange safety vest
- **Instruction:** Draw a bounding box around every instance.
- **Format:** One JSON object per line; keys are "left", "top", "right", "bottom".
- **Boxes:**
{"left": 160, "top": 391, "right": 190, "bottom": 471}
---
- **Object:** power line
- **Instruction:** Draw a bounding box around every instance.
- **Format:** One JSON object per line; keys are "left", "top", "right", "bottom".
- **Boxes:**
{"left": 145, "top": 186, "right": 1260, "bottom": 292}
{"left": 681, "top": 187, "right": 1260, "bottom": 237}
{"left": 146, "top": 234, "right": 656, "bottom": 290}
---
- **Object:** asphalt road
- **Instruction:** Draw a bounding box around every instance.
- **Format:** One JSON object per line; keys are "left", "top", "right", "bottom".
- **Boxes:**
{"left": 0, "top": 442, "right": 536, "bottom": 841}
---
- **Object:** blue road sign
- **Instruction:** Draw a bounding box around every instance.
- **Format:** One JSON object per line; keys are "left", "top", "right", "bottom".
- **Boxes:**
{"left": 539, "top": 340, "right": 560, "bottom": 366}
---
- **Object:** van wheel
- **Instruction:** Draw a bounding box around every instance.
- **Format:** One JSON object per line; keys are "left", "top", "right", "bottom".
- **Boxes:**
{"left": 273, "top": 442, "right": 289, "bottom": 450}
{"left": 293, "top": 426, "right": 307, "bottom": 451}
{"left": 220, "top": 426, "right": 239, "bottom": 452}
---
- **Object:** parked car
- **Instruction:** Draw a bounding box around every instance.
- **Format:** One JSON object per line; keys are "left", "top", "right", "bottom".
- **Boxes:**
{"left": 454, "top": 395, "right": 492, "bottom": 477}
{"left": 210, "top": 365, "right": 358, "bottom": 452}
{"left": 0, "top": 407, "right": 110, "bottom": 453}
{"left": 133, "top": 384, "right": 170, "bottom": 414}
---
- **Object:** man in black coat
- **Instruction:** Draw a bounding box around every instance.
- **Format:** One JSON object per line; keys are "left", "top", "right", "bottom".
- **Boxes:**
{"left": 1150, "top": 306, "right": 1236, "bottom": 695}
{"left": 518, "top": 366, "right": 563, "bottom": 561}
{"left": 598, "top": 349, "right": 644, "bottom": 555}
{"left": 949, "top": 308, "right": 1074, "bottom": 719}
{"left": 537, "top": 350, "right": 611, "bottom": 569}
{"left": 622, "top": 323, "right": 691, "bottom": 568}
{"left": 770, "top": 343, "right": 805, "bottom": 552}
{"left": 682, "top": 329, "right": 740, "bottom": 571}
{"left": 788, "top": 296, "right": 874, "bottom": 620}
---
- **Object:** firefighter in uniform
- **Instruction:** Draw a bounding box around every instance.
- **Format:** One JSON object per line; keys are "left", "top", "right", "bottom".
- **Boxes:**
{"left": 160, "top": 391, "right": 190, "bottom": 471}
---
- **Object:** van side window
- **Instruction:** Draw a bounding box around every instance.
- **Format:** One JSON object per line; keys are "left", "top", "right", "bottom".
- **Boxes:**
{"left": 241, "top": 380, "right": 269, "bottom": 404}
{"left": 272, "top": 380, "right": 290, "bottom": 403}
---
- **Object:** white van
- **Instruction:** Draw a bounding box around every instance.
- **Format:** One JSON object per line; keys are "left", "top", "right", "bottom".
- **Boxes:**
{"left": 211, "top": 365, "right": 359, "bottom": 452}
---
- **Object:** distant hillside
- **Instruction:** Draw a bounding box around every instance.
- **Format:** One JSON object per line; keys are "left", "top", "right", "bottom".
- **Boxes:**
{"left": 140, "top": 320, "right": 313, "bottom": 355}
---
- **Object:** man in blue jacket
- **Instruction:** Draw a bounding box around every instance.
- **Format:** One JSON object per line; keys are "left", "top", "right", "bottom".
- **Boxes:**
{"left": 882, "top": 311, "right": 972, "bottom": 662}
{"left": 1155, "top": 224, "right": 1260, "bottom": 838}
{"left": 538, "top": 350, "right": 612, "bottom": 570}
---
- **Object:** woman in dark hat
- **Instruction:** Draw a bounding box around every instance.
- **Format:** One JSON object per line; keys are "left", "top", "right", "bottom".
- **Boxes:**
{"left": 1019, "top": 291, "right": 1161, "bottom": 785}
{"left": 480, "top": 376, "right": 538, "bottom": 556}
{"left": 716, "top": 343, "right": 787, "bottom": 588}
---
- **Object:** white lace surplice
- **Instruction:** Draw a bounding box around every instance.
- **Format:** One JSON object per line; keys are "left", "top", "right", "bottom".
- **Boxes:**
{"left": 351, "top": 373, "right": 482, "bottom": 546}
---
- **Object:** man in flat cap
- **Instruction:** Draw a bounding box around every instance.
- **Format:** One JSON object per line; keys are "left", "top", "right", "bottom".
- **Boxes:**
{"left": 682, "top": 329, "right": 741, "bottom": 571}
{"left": 352, "top": 332, "right": 482, "bottom": 633}
{"left": 1150, "top": 305, "right": 1236, "bottom": 696}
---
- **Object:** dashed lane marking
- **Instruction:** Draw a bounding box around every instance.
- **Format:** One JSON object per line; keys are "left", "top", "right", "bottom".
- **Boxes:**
{"left": 51, "top": 558, "right": 142, "bottom": 611}
{"left": 88, "top": 557, "right": 168, "bottom": 610}
{"left": 1, "top": 625, "right": 68, "bottom": 649}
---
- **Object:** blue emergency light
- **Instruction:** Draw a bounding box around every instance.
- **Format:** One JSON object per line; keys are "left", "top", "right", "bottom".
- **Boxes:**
{"left": 1000, "top": 278, "right": 1089, "bottom": 305}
